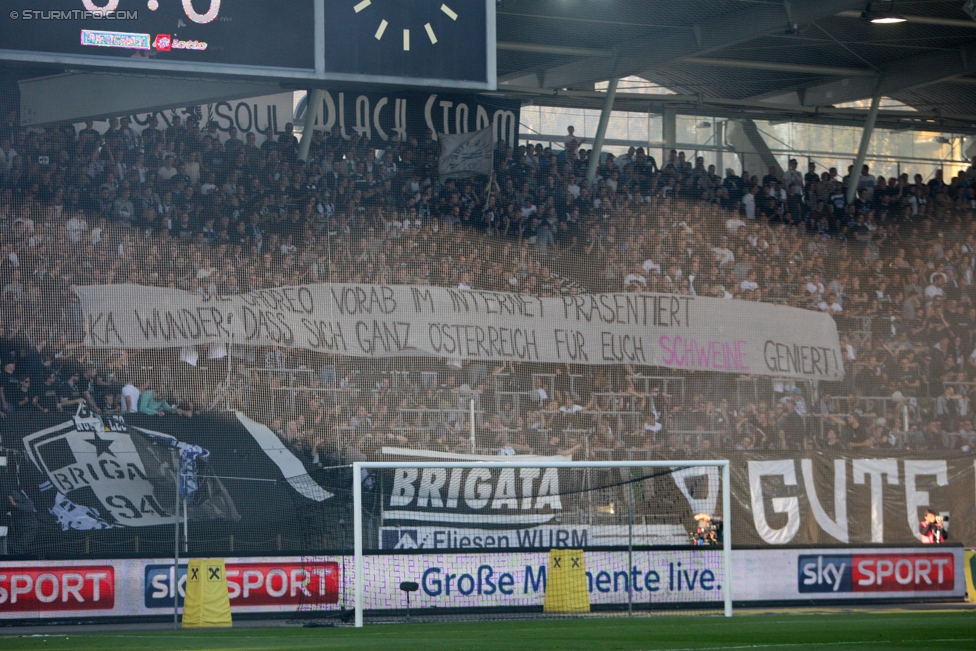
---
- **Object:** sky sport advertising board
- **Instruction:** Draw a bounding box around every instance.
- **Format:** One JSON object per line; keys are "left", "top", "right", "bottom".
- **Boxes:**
{"left": 0, "top": 557, "right": 344, "bottom": 620}
{"left": 143, "top": 561, "right": 340, "bottom": 609}
{"left": 0, "top": 548, "right": 963, "bottom": 620}
{"left": 731, "top": 548, "right": 962, "bottom": 602}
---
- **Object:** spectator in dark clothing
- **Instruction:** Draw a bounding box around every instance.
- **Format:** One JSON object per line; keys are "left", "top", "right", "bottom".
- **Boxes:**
{"left": 6, "top": 490, "right": 37, "bottom": 555}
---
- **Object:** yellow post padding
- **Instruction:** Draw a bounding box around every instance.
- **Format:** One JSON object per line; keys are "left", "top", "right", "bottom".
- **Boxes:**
{"left": 964, "top": 551, "right": 976, "bottom": 603}
{"left": 543, "top": 548, "right": 590, "bottom": 612}
{"left": 182, "top": 559, "right": 232, "bottom": 628}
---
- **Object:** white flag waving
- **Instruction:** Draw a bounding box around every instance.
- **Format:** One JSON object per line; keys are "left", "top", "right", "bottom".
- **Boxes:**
{"left": 438, "top": 127, "right": 494, "bottom": 178}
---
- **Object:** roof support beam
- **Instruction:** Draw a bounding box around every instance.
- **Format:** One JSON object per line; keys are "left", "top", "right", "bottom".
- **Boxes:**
{"left": 727, "top": 119, "right": 782, "bottom": 178}
{"left": 683, "top": 57, "right": 875, "bottom": 78}
{"left": 586, "top": 77, "right": 618, "bottom": 184}
{"left": 847, "top": 81, "right": 883, "bottom": 204}
{"left": 663, "top": 107, "right": 676, "bottom": 151}
{"left": 500, "top": 0, "right": 865, "bottom": 89}
{"left": 800, "top": 44, "right": 976, "bottom": 106}
{"left": 498, "top": 86, "right": 976, "bottom": 134}
{"left": 497, "top": 42, "right": 614, "bottom": 58}
{"left": 298, "top": 88, "right": 324, "bottom": 163}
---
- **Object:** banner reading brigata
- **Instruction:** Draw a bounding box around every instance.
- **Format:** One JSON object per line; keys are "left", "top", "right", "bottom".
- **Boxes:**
{"left": 74, "top": 284, "right": 842, "bottom": 380}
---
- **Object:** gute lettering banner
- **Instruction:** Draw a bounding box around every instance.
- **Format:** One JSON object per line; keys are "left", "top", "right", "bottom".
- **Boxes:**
{"left": 74, "top": 283, "right": 843, "bottom": 380}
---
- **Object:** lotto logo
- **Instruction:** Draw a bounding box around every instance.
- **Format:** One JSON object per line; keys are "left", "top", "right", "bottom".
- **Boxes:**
{"left": 0, "top": 566, "right": 115, "bottom": 612}
{"left": 153, "top": 34, "right": 172, "bottom": 51}
{"left": 798, "top": 554, "right": 954, "bottom": 593}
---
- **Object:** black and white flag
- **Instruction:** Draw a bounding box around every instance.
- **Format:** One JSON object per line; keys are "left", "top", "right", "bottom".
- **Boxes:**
{"left": 21, "top": 406, "right": 239, "bottom": 529}
{"left": 438, "top": 126, "right": 494, "bottom": 178}
{"left": 13, "top": 407, "right": 332, "bottom": 534}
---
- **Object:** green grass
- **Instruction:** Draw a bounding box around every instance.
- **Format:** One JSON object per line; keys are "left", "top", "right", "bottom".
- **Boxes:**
{"left": 0, "top": 612, "right": 974, "bottom": 651}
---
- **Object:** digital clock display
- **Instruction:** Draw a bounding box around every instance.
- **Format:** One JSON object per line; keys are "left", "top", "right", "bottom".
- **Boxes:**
{"left": 322, "top": 0, "right": 489, "bottom": 83}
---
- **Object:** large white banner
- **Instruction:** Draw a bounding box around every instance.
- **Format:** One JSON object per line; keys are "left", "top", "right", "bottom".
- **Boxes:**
{"left": 75, "top": 283, "right": 843, "bottom": 380}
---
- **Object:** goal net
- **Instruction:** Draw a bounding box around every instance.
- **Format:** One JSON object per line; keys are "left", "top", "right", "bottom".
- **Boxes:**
{"left": 351, "top": 460, "right": 731, "bottom": 625}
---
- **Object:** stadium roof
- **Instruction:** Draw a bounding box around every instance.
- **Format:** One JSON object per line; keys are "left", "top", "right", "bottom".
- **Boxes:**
{"left": 494, "top": 0, "right": 976, "bottom": 131}
{"left": 4, "top": 1, "right": 976, "bottom": 134}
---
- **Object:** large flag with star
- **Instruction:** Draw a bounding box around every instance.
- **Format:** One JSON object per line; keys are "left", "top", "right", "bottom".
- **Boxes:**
{"left": 22, "top": 407, "right": 238, "bottom": 529}
{"left": 4, "top": 406, "right": 340, "bottom": 556}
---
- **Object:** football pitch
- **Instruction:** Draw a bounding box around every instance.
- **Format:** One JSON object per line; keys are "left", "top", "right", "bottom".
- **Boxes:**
{"left": 0, "top": 611, "right": 974, "bottom": 651}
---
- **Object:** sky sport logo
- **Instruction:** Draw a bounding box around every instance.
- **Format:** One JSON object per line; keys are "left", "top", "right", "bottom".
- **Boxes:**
{"left": 798, "top": 554, "right": 954, "bottom": 593}
{"left": 0, "top": 566, "right": 115, "bottom": 612}
{"left": 144, "top": 562, "right": 339, "bottom": 608}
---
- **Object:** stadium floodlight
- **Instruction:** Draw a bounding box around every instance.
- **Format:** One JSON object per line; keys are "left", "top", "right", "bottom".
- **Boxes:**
{"left": 861, "top": 2, "right": 907, "bottom": 23}
{"left": 869, "top": 14, "right": 906, "bottom": 24}
{"left": 351, "top": 459, "right": 732, "bottom": 627}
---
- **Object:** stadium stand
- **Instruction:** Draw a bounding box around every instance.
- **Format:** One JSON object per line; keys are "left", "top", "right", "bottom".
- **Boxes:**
{"left": 0, "top": 112, "right": 975, "bottom": 471}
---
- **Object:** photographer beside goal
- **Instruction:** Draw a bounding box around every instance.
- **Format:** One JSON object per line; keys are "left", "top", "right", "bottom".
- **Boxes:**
{"left": 693, "top": 513, "right": 723, "bottom": 546}
{"left": 918, "top": 509, "right": 947, "bottom": 544}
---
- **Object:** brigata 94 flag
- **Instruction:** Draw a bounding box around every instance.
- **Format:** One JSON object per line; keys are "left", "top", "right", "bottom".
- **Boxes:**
{"left": 74, "top": 283, "right": 843, "bottom": 380}
{"left": 1, "top": 406, "right": 336, "bottom": 559}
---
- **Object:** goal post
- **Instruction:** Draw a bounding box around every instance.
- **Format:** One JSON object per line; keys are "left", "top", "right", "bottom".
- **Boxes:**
{"left": 351, "top": 459, "right": 732, "bottom": 626}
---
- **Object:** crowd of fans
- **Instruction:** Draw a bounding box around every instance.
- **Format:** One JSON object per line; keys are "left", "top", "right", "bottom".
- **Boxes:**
{"left": 1, "top": 106, "right": 976, "bottom": 465}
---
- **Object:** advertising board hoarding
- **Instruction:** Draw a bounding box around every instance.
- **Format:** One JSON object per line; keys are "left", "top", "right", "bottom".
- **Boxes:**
{"left": 379, "top": 525, "right": 690, "bottom": 550}
{"left": 0, "top": 547, "right": 963, "bottom": 621}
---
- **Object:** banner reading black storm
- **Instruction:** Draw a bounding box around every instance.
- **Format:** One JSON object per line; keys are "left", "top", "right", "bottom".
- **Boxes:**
{"left": 297, "top": 91, "right": 520, "bottom": 148}
{"left": 75, "top": 284, "right": 843, "bottom": 380}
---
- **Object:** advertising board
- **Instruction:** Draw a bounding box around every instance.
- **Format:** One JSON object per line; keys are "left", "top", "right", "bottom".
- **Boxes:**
{"left": 143, "top": 561, "right": 339, "bottom": 609}
{"left": 0, "top": 565, "right": 115, "bottom": 613}
{"left": 0, "top": 547, "right": 963, "bottom": 621}
{"left": 379, "top": 525, "right": 689, "bottom": 550}
{"left": 731, "top": 548, "right": 962, "bottom": 601}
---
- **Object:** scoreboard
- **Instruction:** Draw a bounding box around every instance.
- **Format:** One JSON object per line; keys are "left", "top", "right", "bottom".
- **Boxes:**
{"left": 1, "top": 1, "right": 316, "bottom": 70}
{"left": 0, "top": 0, "right": 495, "bottom": 89}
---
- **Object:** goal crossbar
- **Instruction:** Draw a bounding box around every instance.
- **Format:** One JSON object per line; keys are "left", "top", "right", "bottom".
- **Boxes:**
{"left": 351, "top": 459, "right": 733, "bottom": 626}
